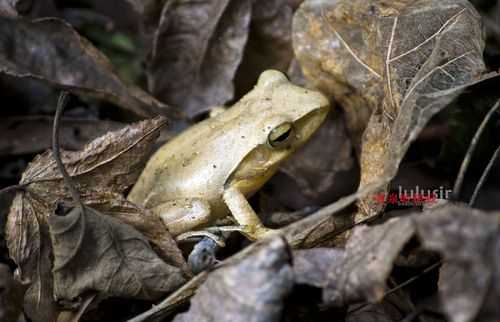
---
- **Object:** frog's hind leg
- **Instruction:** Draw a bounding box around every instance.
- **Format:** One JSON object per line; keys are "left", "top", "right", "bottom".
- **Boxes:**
{"left": 222, "top": 185, "right": 277, "bottom": 241}
{"left": 152, "top": 198, "right": 212, "bottom": 236}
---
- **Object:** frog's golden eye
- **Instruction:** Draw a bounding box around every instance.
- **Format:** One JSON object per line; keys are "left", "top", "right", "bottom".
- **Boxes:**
{"left": 267, "top": 122, "right": 294, "bottom": 148}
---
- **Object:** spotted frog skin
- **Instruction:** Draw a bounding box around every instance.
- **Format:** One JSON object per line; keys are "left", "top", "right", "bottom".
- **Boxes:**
{"left": 128, "top": 70, "right": 330, "bottom": 240}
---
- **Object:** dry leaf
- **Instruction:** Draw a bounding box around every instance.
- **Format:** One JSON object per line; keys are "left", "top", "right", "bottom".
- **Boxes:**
{"left": 148, "top": 0, "right": 252, "bottom": 117}
{"left": 48, "top": 205, "right": 185, "bottom": 302}
{"left": 292, "top": 217, "right": 415, "bottom": 306}
{"left": 173, "top": 237, "right": 293, "bottom": 322}
{"left": 234, "top": 0, "right": 296, "bottom": 96}
{"left": 416, "top": 205, "right": 500, "bottom": 322}
{"left": 293, "top": 248, "right": 343, "bottom": 288}
{"left": 0, "top": 117, "right": 123, "bottom": 156}
{"left": 0, "top": 16, "right": 173, "bottom": 117}
{"left": 5, "top": 117, "right": 186, "bottom": 322}
{"left": 293, "top": 0, "right": 487, "bottom": 218}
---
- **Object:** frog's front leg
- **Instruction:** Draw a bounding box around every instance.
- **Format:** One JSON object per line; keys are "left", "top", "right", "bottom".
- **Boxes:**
{"left": 222, "top": 185, "right": 276, "bottom": 241}
{"left": 151, "top": 198, "right": 212, "bottom": 236}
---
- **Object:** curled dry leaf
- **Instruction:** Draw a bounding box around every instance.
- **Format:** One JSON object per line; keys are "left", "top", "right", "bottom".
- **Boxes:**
{"left": 5, "top": 117, "right": 187, "bottom": 322}
{"left": 416, "top": 205, "right": 500, "bottom": 322}
{"left": 0, "top": 16, "right": 172, "bottom": 117}
{"left": 293, "top": 0, "right": 487, "bottom": 218}
{"left": 148, "top": 0, "right": 252, "bottom": 117}
{"left": 173, "top": 237, "right": 294, "bottom": 322}
{"left": 48, "top": 205, "right": 185, "bottom": 302}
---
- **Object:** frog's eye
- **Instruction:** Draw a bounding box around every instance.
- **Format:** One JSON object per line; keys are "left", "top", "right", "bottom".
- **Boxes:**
{"left": 267, "top": 122, "right": 294, "bottom": 148}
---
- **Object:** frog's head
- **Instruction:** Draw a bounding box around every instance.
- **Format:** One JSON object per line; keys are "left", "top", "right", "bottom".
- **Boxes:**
{"left": 227, "top": 70, "right": 330, "bottom": 195}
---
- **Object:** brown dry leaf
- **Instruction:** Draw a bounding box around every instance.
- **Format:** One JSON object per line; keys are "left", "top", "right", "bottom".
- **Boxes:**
{"left": 48, "top": 205, "right": 185, "bottom": 302}
{"left": 416, "top": 205, "right": 500, "bottom": 322}
{"left": 85, "top": 192, "right": 188, "bottom": 271}
{"left": 293, "top": 0, "right": 487, "bottom": 219}
{"left": 172, "top": 237, "right": 294, "bottom": 322}
{"left": 0, "top": 117, "right": 123, "bottom": 156}
{"left": 5, "top": 117, "right": 187, "bottom": 322}
{"left": 292, "top": 217, "right": 415, "bottom": 306}
{"left": 0, "top": 16, "right": 173, "bottom": 117}
{"left": 234, "top": 0, "right": 296, "bottom": 96}
{"left": 148, "top": 0, "right": 252, "bottom": 118}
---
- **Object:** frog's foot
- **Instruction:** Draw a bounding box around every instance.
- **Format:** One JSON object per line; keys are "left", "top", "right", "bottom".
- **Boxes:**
{"left": 223, "top": 186, "right": 279, "bottom": 241}
{"left": 176, "top": 230, "right": 226, "bottom": 247}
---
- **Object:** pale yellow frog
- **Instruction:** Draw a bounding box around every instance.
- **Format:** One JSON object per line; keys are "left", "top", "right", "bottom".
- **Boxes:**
{"left": 128, "top": 70, "right": 330, "bottom": 241}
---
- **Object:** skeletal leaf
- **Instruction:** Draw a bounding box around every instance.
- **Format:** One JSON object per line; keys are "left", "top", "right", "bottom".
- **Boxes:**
{"left": 48, "top": 205, "right": 185, "bottom": 301}
{"left": 173, "top": 237, "right": 293, "bottom": 322}
{"left": 148, "top": 0, "right": 252, "bottom": 117}
{"left": 0, "top": 16, "right": 173, "bottom": 117}
{"left": 293, "top": 0, "right": 487, "bottom": 218}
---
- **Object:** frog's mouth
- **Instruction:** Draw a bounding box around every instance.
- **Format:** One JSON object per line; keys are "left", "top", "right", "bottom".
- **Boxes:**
{"left": 225, "top": 104, "right": 330, "bottom": 197}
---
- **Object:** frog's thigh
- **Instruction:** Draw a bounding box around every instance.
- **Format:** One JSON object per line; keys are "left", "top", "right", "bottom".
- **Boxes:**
{"left": 151, "top": 198, "right": 211, "bottom": 236}
{"left": 222, "top": 186, "right": 275, "bottom": 241}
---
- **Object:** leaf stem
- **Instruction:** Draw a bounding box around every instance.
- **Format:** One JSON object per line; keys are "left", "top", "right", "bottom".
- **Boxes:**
{"left": 469, "top": 144, "right": 500, "bottom": 207}
{"left": 52, "top": 92, "right": 83, "bottom": 206}
{"left": 453, "top": 98, "right": 500, "bottom": 199}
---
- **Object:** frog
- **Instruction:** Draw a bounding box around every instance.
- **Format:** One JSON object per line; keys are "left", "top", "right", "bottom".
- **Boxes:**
{"left": 127, "top": 70, "right": 330, "bottom": 241}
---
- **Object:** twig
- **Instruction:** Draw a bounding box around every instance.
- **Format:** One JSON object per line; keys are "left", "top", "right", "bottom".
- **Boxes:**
{"left": 469, "top": 144, "right": 500, "bottom": 207}
{"left": 0, "top": 184, "right": 26, "bottom": 196}
{"left": 52, "top": 91, "right": 82, "bottom": 207}
{"left": 453, "top": 98, "right": 500, "bottom": 199}
{"left": 348, "top": 260, "right": 442, "bottom": 316}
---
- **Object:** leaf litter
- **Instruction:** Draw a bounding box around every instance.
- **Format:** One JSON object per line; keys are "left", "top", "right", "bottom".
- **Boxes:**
{"left": 1, "top": 0, "right": 500, "bottom": 322}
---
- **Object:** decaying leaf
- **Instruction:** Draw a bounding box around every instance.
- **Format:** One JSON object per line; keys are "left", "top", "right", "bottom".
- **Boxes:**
{"left": 48, "top": 205, "right": 184, "bottom": 302}
{"left": 173, "top": 237, "right": 293, "bottom": 322}
{"left": 291, "top": 217, "right": 414, "bottom": 306}
{"left": 5, "top": 117, "right": 187, "bottom": 322}
{"left": 293, "top": 0, "right": 487, "bottom": 218}
{"left": 293, "top": 247, "right": 343, "bottom": 288}
{"left": 148, "top": 0, "right": 252, "bottom": 117}
{"left": 85, "top": 192, "right": 188, "bottom": 271}
{"left": 0, "top": 16, "right": 173, "bottom": 117}
{"left": 416, "top": 205, "right": 500, "bottom": 322}
{"left": 324, "top": 217, "right": 416, "bottom": 305}
{"left": 0, "top": 117, "right": 123, "bottom": 156}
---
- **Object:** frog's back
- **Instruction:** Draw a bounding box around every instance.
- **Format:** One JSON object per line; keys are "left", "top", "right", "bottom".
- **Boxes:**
{"left": 128, "top": 99, "right": 269, "bottom": 209}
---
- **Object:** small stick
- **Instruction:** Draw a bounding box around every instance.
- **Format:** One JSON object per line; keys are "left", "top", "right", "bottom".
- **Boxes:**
{"left": 453, "top": 99, "right": 500, "bottom": 199}
{"left": 469, "top": 144, "right": 500, "bottom": 207}
{"left": 52, "top": 92, "right": 82, "bottom": 207}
